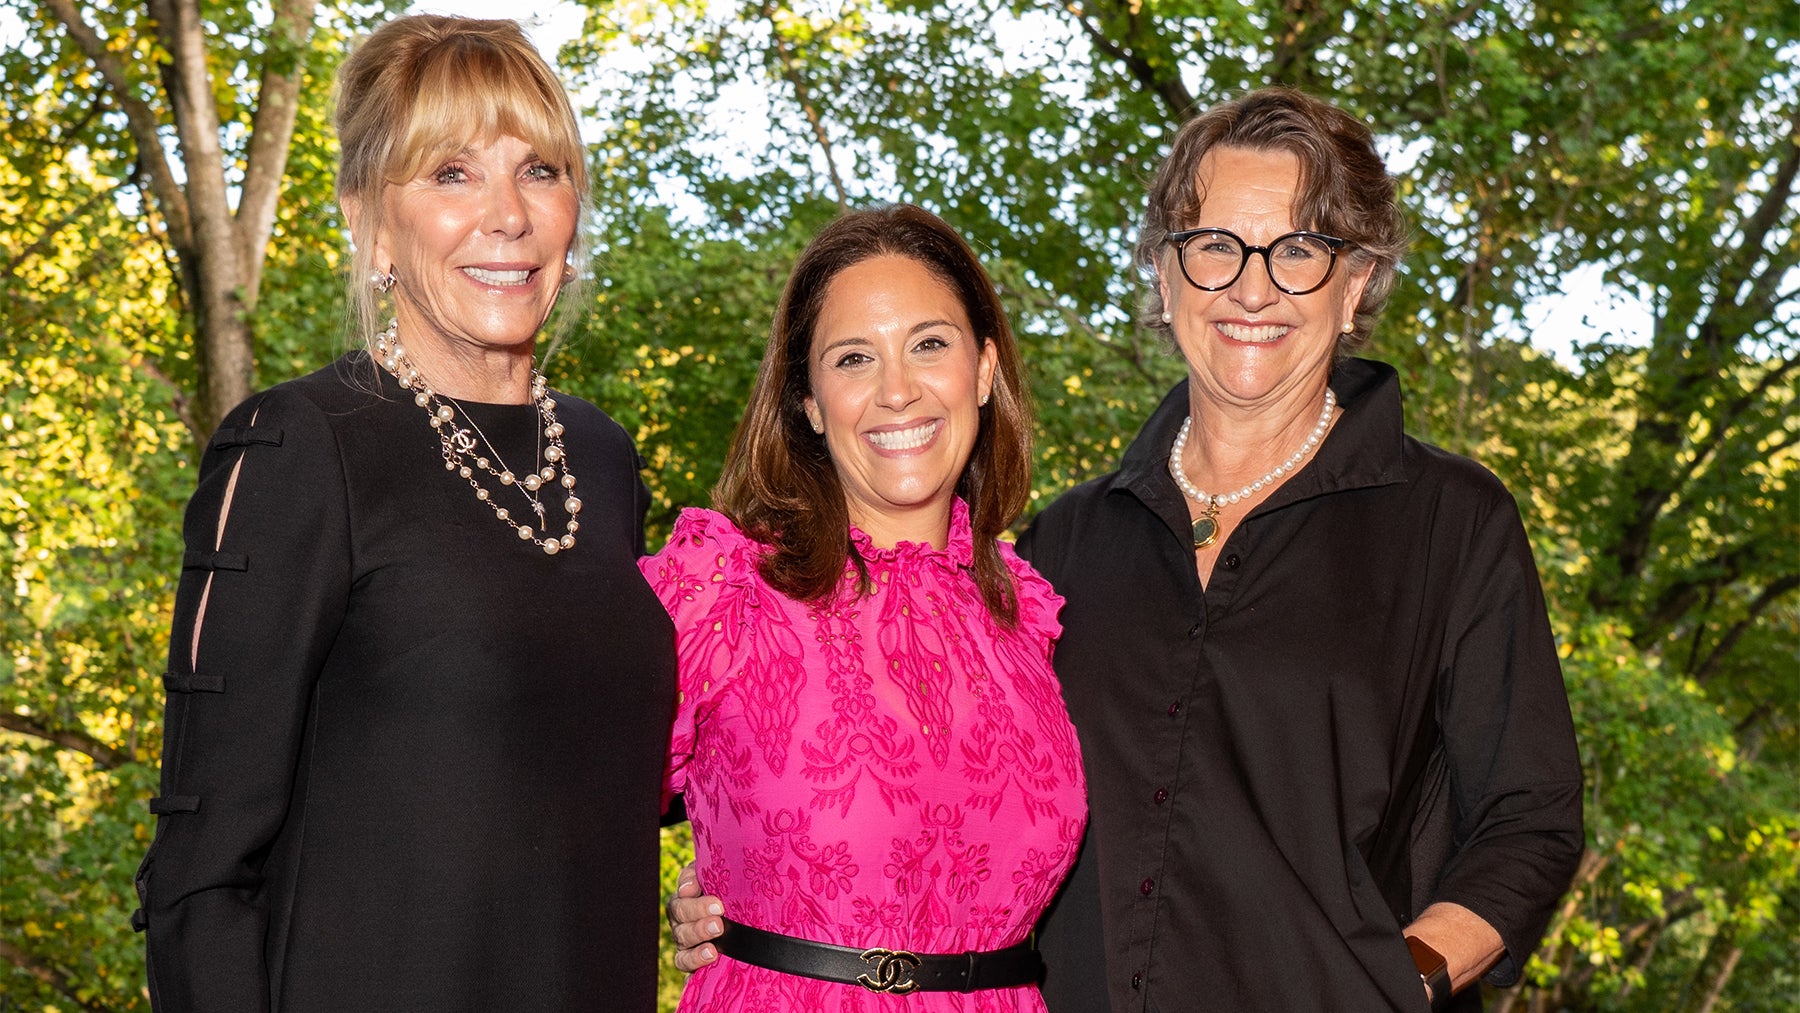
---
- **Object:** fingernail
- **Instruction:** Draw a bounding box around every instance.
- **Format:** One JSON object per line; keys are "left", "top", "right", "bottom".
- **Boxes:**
{"left": 707, "top": 902, "right": 723, "bottom": 916}
{"left": 702, "top": 945, "right": 717, "bottom": 961}
{"left": 706, "top": 919, "right": 721, "bottom": 934}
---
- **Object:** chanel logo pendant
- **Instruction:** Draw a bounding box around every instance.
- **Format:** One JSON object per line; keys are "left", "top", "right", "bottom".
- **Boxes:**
{"left": 857, "top": 947, "right": 922, "bottom": 993}
{"left": 1191, "top": 500, "right": 1221, "bottom": 549}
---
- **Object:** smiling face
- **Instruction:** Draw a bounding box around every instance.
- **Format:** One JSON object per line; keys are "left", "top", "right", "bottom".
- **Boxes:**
{"left": 364, "top": 133, "right": 578, "bottom": 366}
{"left": 1159, "top": 146, "right": 1372, "bottom": 409}
{"left": 802, "top": 254, "right": 998, "bottom": 549}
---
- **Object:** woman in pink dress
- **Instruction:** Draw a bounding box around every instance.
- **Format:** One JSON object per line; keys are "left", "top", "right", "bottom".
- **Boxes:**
{"left": 640, "top": 204, "right": 1086, "bottom": 1010}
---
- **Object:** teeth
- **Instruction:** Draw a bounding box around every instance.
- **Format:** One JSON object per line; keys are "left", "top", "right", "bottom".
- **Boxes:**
{"left": 1218, "top": 322, "right": 1288, "bottom": 343}
{"left": 866, "top": 421, "right": 940, "bottom": 450}
{"left": 464, "top": 267, "right": 531, "bottom": 286}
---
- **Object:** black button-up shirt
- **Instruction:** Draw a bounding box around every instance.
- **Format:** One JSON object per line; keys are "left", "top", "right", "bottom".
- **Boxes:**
{"left": 1020, "top": 359, "right": 1582, "bottom": 1012}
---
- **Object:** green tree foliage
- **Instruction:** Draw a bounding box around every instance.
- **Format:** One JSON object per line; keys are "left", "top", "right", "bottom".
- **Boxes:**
{"left": 1, "top": 0, "right": 1794, "bottom": 1009}
{"left": 1, "top": 1, "right": 389, "bottom": 1005}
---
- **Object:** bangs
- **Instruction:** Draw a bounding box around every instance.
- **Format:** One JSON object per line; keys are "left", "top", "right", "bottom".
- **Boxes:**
{"left": 385, "top": 38, "right": 585, "bottom": 187}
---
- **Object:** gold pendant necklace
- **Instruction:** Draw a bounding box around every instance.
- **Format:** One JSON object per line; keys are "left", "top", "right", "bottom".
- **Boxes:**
{"left": 1167, "top": 388, "right": 1336, "bottom": 550}
{"left": 1191, "top": 500, "right": 1222, "bottom": 549}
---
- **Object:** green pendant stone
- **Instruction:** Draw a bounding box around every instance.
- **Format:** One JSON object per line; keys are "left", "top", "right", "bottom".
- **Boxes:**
{"left": 1192, "top": 515, "right": 1220, "bottom": 548}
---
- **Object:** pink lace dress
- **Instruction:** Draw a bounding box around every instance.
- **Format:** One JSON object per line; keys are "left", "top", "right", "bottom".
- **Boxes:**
{"left": 641, "top": 501, "right": 1086, "bottom": 1011}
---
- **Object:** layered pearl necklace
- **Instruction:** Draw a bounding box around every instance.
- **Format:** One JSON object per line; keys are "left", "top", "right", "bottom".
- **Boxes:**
{"left": 375, "top": 322, "right": 582, "bottom": 555}
{"left": 1167, "top": 387, "right": 1336, "bottom": 549}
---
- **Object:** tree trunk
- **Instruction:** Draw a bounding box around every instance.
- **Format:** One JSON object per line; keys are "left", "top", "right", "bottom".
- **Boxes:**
{"left": 46, "top": 0, "right": 318, "bottom": 440}
{"left": 1693, "top": 943, "right": 1742, "bottom": 1013}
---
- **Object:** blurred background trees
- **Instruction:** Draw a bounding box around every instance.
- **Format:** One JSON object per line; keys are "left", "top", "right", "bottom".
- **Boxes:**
{"left": 2, "top": 0, "right": 1794, "bottom": 1008}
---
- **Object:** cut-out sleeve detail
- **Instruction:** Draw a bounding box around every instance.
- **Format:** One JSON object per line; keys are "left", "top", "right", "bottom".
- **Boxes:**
{"left": 182, "top": 550, "right": 249, "bottom": 572}
{"left": 140, "top": 385, "right": 353, "bottom": 1012}
{"left": 209, "top": 426, "right": 285, "bottom": 450}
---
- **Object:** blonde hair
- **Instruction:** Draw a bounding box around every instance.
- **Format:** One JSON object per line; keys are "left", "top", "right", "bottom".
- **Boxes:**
{"left": 334, "top": 15, "right": 592, "bottom": 354}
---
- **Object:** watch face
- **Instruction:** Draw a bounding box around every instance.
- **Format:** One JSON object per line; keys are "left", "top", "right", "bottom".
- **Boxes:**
{"left": 1405, "top": 935, "right": 1448, "bottom": 975}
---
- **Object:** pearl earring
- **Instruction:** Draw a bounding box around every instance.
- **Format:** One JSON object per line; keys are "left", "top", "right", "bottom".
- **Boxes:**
{"left": 1341, "top": 322, "right": 1355, "bottom": 334}
{"left": 1161, "top": 310, "right": 1173, "bottom": 324}
{"left": 370, "top": 269, "right": 396, "bottom": 293}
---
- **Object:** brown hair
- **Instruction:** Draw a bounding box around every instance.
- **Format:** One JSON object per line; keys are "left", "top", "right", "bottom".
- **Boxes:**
{"left": 333, "top": 15, "right": 591, "bottom": 353}
{"left": 715, "top": 204, "right": 1034, "bottom": 626}
{"left": 1137, "top": 87, "right": 1407, "bottom": 354}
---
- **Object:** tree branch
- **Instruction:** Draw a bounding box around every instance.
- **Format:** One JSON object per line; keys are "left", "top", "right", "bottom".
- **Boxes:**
{"left": 234, "top": 0, "right": 321, "bottom": 310}
{"left": 0, "top": 713, "right": 132, "bottom": 769}
{"left": 1643, "top": 540, "right": 1757, "bottom": 638}
{"left": 1708, "top": 102, "right": 1800, "bottom": 340}
{"left": 47, "top": 87, "right": 108, "bottom": 157}
{"left": 761, "top": 1, "right": 848, "bottom": 208}
{"left": 1063, "top": 0, "right": 1195, "bottom": 123}
{"left": 1692, "top": 573, "right": 1800, "bottom": 684}
{"left": 38, "top": 0, "right": 192, "bottom": 251}
{"left": 0, "top": 939, "right": 124, "bottom": 1013}
{"left": 1264, "top": 0, "right": 1342, "bottom": 91}
{"left": 1675, "top": 350, "right": 1800, "bottom": 495}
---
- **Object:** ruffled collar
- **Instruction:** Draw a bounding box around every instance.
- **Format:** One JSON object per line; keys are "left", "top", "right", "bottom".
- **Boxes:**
{"left": 846, "top": 497, "right": 975, "bottom": 570}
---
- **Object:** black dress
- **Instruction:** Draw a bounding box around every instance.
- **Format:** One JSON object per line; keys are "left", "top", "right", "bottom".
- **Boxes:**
{"left": 135, "top": 353, "right": 676, "bottom": 1012}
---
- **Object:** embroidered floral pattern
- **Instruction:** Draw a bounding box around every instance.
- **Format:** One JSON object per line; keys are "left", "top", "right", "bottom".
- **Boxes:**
{"left": 642, "top": 504, "right": 1086, "bottom": 1013}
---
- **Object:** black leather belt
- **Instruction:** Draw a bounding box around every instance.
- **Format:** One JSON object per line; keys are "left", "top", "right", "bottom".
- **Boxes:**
{"left": 713, "top": 918, "right": 1044, "bottom": 994}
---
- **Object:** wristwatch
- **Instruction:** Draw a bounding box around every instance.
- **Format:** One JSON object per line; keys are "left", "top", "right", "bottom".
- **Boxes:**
{"left": 1405, "top": 935, "right": 1452, "bottom": 1012}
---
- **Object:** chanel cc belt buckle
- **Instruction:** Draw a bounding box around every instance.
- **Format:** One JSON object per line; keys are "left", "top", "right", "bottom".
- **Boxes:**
{"left": 857, "top": 947, "right": 923, "bottom": 993}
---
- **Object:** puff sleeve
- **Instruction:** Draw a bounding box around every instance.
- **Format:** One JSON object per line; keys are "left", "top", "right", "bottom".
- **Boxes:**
{"left": 638, "top": 509, "right": 787, "bottom": 807}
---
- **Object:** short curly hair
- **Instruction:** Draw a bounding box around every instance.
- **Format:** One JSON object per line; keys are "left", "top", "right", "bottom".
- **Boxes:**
{"left": 1137, "top": 87, "right": 1407, "bottom": 355}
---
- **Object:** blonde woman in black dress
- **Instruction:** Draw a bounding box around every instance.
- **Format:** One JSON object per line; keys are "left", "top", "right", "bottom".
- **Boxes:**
{"left": 133, "top": 17, "right": 674, "bottom": 1011}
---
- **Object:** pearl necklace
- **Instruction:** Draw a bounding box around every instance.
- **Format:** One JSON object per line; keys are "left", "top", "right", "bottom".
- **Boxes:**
{"left": 1167, "top": 387, "right": 1336, "bottom": 549}
{"left": 374, "top": 322, "right": 582, "bottom": 555}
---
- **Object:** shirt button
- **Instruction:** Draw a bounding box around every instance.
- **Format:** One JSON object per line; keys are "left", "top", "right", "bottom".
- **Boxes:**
{"left": 1168, "top": 700, "right": 1182, "bottom": 717}
{"left": 1140, "top": 877, "right": 1155, "bottom": 896}
{"left": 1223, "top": 553, "right": 1241, "bottom": 569}
{"left": 1186, "top": 621, "right": 1202, "bottom": 639}
{"left": 1131, "top": 971, "right": 1144, "bottom": 990}
{"left": 1153, "top": 788, "right": 1168, "bottom": 805}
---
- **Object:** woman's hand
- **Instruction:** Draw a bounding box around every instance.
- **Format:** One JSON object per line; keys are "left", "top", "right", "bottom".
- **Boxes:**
{"left": 667, "top": 861, "right": 724, "bottom": 973}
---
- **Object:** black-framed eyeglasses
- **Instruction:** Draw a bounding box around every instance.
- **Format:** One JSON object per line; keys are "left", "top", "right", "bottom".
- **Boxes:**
{"left": 1165, "top": 227, "right": 1349, "bottom": 296}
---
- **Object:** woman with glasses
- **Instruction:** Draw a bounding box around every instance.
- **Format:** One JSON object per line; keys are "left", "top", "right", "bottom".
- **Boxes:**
{"left": 673, "top": 87, "right": 1583, "bottom": 1013}
{"left": 1013, "top": 87, "right": 1584, "bottom": 1012}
